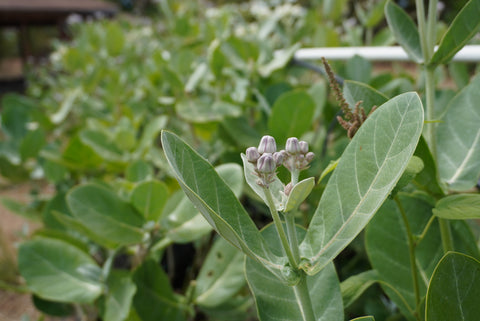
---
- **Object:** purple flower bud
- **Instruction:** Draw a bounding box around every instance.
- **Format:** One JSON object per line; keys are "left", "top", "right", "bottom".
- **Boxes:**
{"left": 257, "top": 154, "right": 276, "bottom": 173}
{"left": 258, "top": 135, "right": 276, "bottom": 154}
{"left": 273, "top": 151, "right": 286, "bottom": 167}
{"left": 246, "top": 147, "right": 260, "bottom": 163}
{"left": 285, "top": 137, "right": 300, "bottom": 154}
{"left": 299, "top": 141, "right": 309, "bottom": 154}
{"left": 305, "top": 152, "right": 315, "bottom": 163}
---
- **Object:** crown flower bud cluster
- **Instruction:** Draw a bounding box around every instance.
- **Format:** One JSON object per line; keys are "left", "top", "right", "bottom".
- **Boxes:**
{"left": 281, "top": 137, "right": 315, "bottom": 172}
{"left": 245, "top": 136, "right": 315, "bottom": 188}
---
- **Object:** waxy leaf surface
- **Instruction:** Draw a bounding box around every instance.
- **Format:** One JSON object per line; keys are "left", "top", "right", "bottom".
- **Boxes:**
{"left": 431, "top": 0, "right": 480, "bottom": 65}
{"left": 426, "top": 252, "right": 480, "bottom": 321}
{"left": 194, "top": 238, "right": 245, "bottom": 308}
{"left": 245, "top": 224, "right": 343, "bottom": 321}
{"left": 161, "top": 131, "right": 283, "bottom": 275}
{"left": 436, "top": 76, "right": 480, "bottom": 191}
{"left": 67, "top": 184, "right": 146, "bottom": 246}
{"left": 433, "top": 194, "right": 480, "bottom": 220}
{"left": 19, "top": 237, "right": 103, "bottom": 303}
{"left": 385, "top": 1, "right": 423, "bottom": 63}
{"left": 300, "top": 92, "right": 423, "bottom": 275}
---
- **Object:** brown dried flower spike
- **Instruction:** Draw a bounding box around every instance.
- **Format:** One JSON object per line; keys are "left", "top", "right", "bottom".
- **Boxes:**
{"left": 322, "top": 57, "right": 377, "bottom": 139}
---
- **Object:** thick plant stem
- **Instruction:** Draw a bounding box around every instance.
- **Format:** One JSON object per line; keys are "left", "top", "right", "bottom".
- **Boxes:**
{"left": 415, "top": 0, "right": 429, "bottom": 61}
{"left": 394, "top": 196, "right": 421, "bottom": 318}
{"left": 264, "top": 187, "right": 298, "bottom": 269}
{"left": 438, "top": 218, "right": 454, "bottom": 253}
{"left": 424, "top": 66, "right": 437, "bottom": 155}
{"left": 293, "top": 272, "right": 316, "bottom": 321}
{"left": 426, "top": 0, "right": 438, "bottom": 57}
{"left": 285, "top": 213, "right": 301, "bottom": 262}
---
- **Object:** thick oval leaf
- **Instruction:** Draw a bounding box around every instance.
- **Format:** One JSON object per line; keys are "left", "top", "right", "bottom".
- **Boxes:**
{"left": 436, "top": 76, "right": 480, "bottom": 191}
{"left": 245, "top": 224, "right": 343, "bottom": 321}
{"left": 385, "top": 0, "right": 423, "bottom": 63}
{"left": 163, "top": 163, "right": 243, "bottom": 243}
{"left": 340, "top": 270, "right": 379, "bottom": 308}
{"left": 67, "top": 184, "right": 146, "bottom": 246}
{"left": 285, "top": 177, "right": 315, "bottom": 212}
{"left": 268, "top": 91, "right": 315, "bottom": 144}
{"left": 103, "top": 271, "right": 137, "bottom": 321}
{"left": 130, "top": 180, "right": 169, "bottom": 222}
{"left": 18, "top": 237, "right": 103, "bottom": 303}
{"left": 431, "top": 0, "right": 480, "bottom": 65}
{"left": 300, "top": 92, "right": 424, "bottom": 275}
{"left": 161, "top": 131, "right": 283, "bottom": 275}
{"left": 133, "top": 260, "right": 187, "bottom": 321}
{"left": 365, "top": 194, "right": 443, "bottom": 321}
{"left": 194, "top": 238, "right": 245, "bottom": 308}
{"left": 426, "top": 252, "right": 480, "bottom": 321}
{"left": 433, "top": 194, "right": 480, "bottom": 219}
{"left": 343, "top": 80, "right": 388, "bottom": 113}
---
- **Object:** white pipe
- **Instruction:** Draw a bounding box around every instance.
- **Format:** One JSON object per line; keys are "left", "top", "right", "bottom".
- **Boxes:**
{"left": 293, "top": 45, "right": 480, "bottom": 62}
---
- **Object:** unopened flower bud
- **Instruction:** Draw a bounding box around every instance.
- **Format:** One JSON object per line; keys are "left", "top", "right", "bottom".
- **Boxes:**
{"left": 257, "top": 154, "right": 276, "bottom": 173}
{"left": 305, "top": 152, "right": 315, "bottom": 163}
{"left": 299, "top": 141, "right": 309, "bottom": 154}
{"left": 258, "top": 135, "right": 276, "bottom": 154}
{"left": 285, "top": 137, "right": 300, "bottom": 154}
{"left": 246, "top": 147, "right": 260, "bottom": 163}
{"left": 273, "top": 151, "right": 286, "bottom": 167}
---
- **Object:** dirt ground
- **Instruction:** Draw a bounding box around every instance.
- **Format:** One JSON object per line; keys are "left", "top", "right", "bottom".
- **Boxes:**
{"left": 0, "top": 182, "right": 60, "bottom": 321}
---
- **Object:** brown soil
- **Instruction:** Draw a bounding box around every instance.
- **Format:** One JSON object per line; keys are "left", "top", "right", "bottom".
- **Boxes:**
{"left": 0, "top": 182, "right": 60, "bottom": 321}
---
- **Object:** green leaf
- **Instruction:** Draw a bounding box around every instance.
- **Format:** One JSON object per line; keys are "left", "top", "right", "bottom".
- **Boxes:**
{"left": 79, "top": 129, "right": 124, "bottom": 163}
{"left": 32, "top": 296, "right": 73, "bottom": 317}
{"left": 268, "top": 91, "right": 315, "bottom": 144}
{"left": 343, "top": 80, "right": 388, "bottom": 113}
{"left": 163, "top": 190, "right": 213, "bottom": 243}
{"left": 258, "top": 44, "right": 300, "bottom": 77}
{"left": 390, "top": 155, "right": 424, "bottom": 197}
{"left": 19, "top": 128, "right": 46, "bottom": 161}
{"left": 431, "top": 0, "right": 480, "bottom": 65}
{"left": 125, "top": 160, "right": 153, "bottom": 182}
{"left": 18, "top": 237, "right": 103, "bottom": 303}
{"left": 365, "top": 194, "right": 442, "bottom": 321}
{"left": 426, "top": 252, "right": 480, "bottom": 321}
{"left": 385, "top": 0, "right": 423, "bottom": 63}
{"left": 176, "top": 99, "right": 241, "bottom": 123}
{"left": 285, "top": 177, "right": 315, "bottom": 212}
{"left": 50, "top": 88, "right": 82, "bottom": 124}
{"left": 133, "top": 260, "right": 187, "bottom": 321}
{"left": 350, "top": 317, "right": 375, "bottom": 321}
{"left": 433, "top": 194, "right": 480, "bottom": 219}
{"left": 67, "top": 184, "right": 146, "bottom": 246}
{"left": 105, "top": 23, "right": 125, "bottom": 56}
{"left": 413, "top": 137, "right": 445, "bottom": 197}
{"left": 194, "top": 238, "right": 245, "bottom": 308}
{"left": 340, "top": 270, "right": 379, "bottom": 308}
{"left": 163, "top": 163, "right": 243, "bottom": 243}
{"left": 436, "top": 76, "right": 480, "bottom": 191}
{"left": 0, "top": 93, "right": 34, "bottom": 139}
{"left": 130, "top": 180, "right": 169, "bottom": 222}
{"left": 245, "top": 224, "right": 343, "bottom": 321}
{"left": 346, "top": 55, "right": 372, "bottom": 84}
{"left": 103, "top": 271, "right": 137, "bottom": 321}
{"left": 161, "top": 131, "right": 283, "bottom": 275}
{"left": 300, "top": 92, "right": 424, "bottom": 275}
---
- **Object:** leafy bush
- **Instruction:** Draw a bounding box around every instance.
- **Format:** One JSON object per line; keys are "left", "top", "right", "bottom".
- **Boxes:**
{"left": 1, "top": 0, "right": 480, "bottom": 320}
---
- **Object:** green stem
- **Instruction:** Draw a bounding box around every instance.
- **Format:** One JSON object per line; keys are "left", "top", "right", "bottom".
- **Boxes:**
{"left": 285, "top": 213, "right": 300, "bottom": 262}
{"left": 438, "top": 218, "right": 454, "bottom": 253}
{"left": 416, "top": 214, "right": 436, "bottom": 244}
{"left": 293, "top": 272, "right": 317, "bottom": 321}
{"left": 415, "top": 0, "right": 429, "bottom": 61}
{"left": 425, "top": 66, "right": 437, "bottom": 155}
{"left": 426, "top": 0, "right": 439, "bottom": 57}
{"left": 264, "top": 187, "right": 298, "bottom": 269}
{"left": 394, "top": 196, "right": 421, "bottom": 318}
